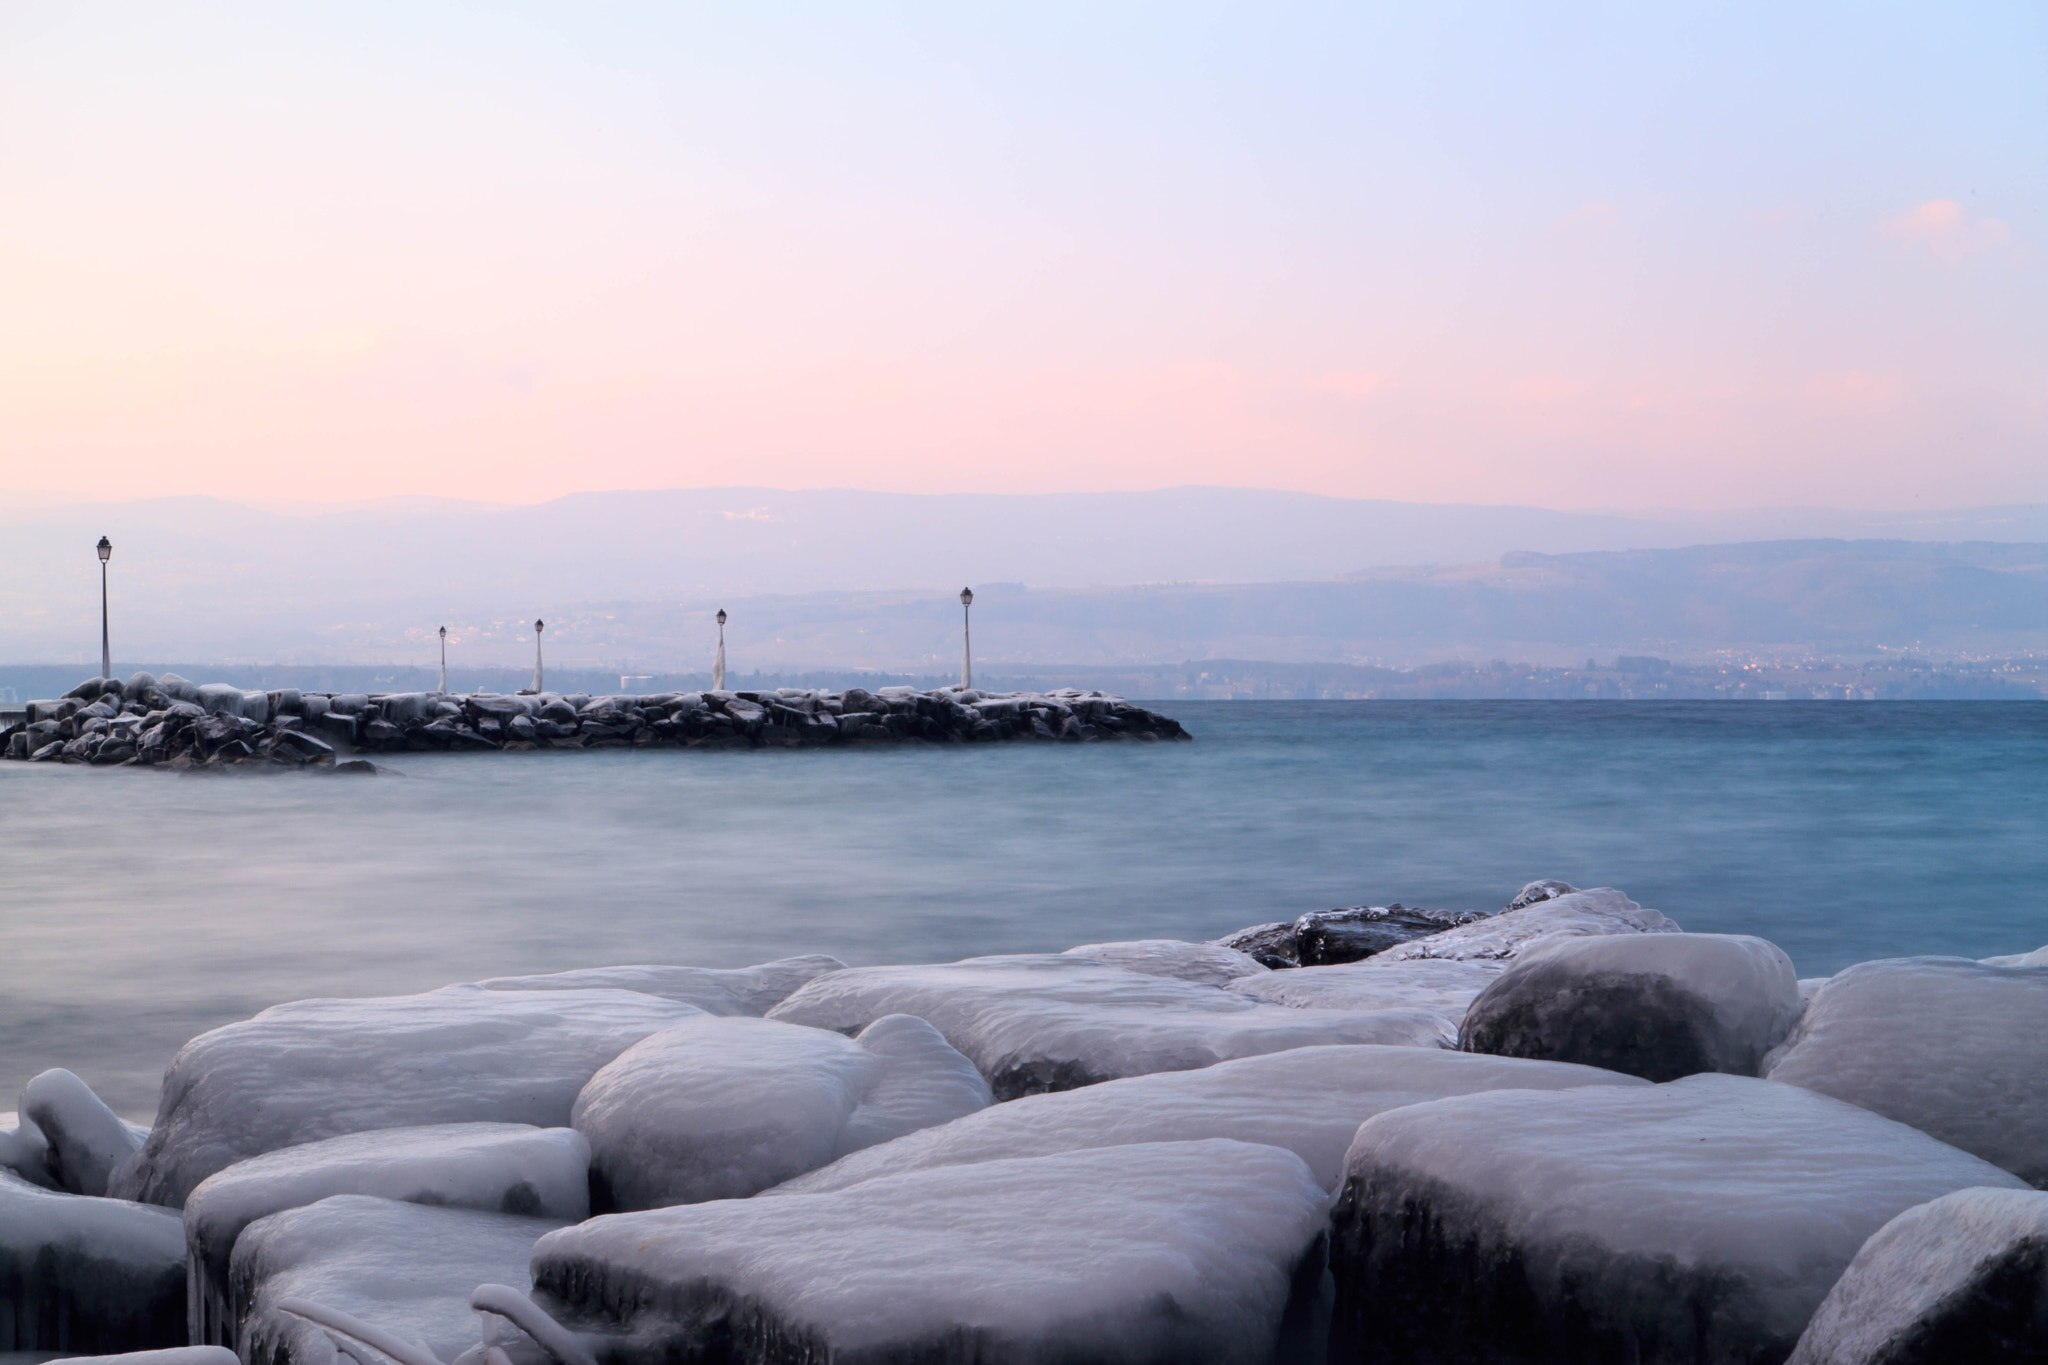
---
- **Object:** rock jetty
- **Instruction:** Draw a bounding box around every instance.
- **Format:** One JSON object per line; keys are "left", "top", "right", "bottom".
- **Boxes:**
{"left": 0, "top": 673, "right": 1189, "bottom": 768}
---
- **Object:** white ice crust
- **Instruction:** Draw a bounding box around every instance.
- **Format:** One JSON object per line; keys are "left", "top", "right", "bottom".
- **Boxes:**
{"left": 49, "top": 1350, "right": 239, "bottom": 1365}
{"left": 1373, "top": 887, "right": 1678, "bottom": 962}
{"left": 19, "top": 1068, "right": 147, "bottom": 1197}
{"left": 112, "top": 985, "right": 702, "bottom": 1207}
{"left": 474, "top": 955, "right": 845, "bottom": 1015}
{"left": 1227, "top": 958, "right": 1505, "bottom": 1019}
{"left": 1765, "top": 956, "right": 2048, "bottom": 1186}
{"left": 1060, "top": 939, "right": 1268, "bottom": 987}
{"left": 776, "top": 1043, "right": 1645, "bottom": 1196}
{"left": 1, "top": 1169, "right": 186, "bottom": 1352}
{"left": 533, "top": 1139, "right": 1330, "bottom": 1365}
{"left": 572, "top": 1013, "right": 989, "bottom": 1209}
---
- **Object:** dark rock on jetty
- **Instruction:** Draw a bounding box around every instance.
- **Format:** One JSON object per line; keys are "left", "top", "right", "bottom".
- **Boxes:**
{"left": 0, "top": 673, "right": 1189, "bottom": 769}
{"left": 1215, "top": 904, "right": 1491, "bottom": 968}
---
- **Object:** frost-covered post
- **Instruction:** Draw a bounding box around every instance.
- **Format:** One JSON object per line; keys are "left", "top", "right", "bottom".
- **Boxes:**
{"left": 532, "top": 619, "right": 545, "bottom": 694}
{"left": 713, "top": 609, "right": 727, "bottom": 691}
{"left": 96, "top": 536, "right": 113, "bottom": 680}
{"left": 959, "top": 586, "right": 973, "bottom": 689}
{"left": 437, "top": 626, "right": 448, "bottom": 692}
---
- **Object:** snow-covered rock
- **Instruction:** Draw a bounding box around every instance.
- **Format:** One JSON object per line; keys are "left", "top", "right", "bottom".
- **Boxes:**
{"left": 1788, "top": 1186, "right": 2048, "bottom": 1365}
{"left": 534, "top": 1140, "right": 1332, "bottom": 1365}
{"left": 20, "top": 1068, "right": 147, "bottom": 1196}
{"left": 111, "top": 985, "right": 701, "bottom": 1207}
{"left": 777, "top": 1043, "right": 1645, "bottom": 1197}
{"left": 1460, "top": 932, "right": 1803, "bottom": 1080}
{"left": 474, "top": 955, "right": 845, "bottom": 1015}
{"left": 1765, "top": 957, "right": 2048, "bottom": 1186}
{"left": 1226, "top": 957, "right": 1504, "bottom": 1021}
{"left": 1371, "top": 886, "right": 1680, "bottom": 962}
{"left": 1060, "top": 939, "right": 1266, "bottom": 987}
{"left": 766, "top": 954, "right": 1456, "bottom": 1099}
{"left": 184, "top": 1123, "right": 589, "bottom": 1346}
{"left": 231, "top": 1196, "right": 562, "bottom": 1365}
{"left": 0, "top": 1171, "right": 186, "bottom": 1353}
{"left": 1330, "top": 1074, "right": 2026, "bottom": 1364}
{"left": 573, "top": 1013, "right": 989, "bottom": 1209}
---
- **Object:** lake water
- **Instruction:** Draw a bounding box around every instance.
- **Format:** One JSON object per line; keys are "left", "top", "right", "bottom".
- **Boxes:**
{"left": 3, "top": 700, "right": 2044, "bottom": 1114}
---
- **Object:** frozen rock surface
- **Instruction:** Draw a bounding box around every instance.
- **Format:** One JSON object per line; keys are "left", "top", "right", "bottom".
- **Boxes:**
{"left": 1766, "top": 957, "right": 2048, "bottom": 1186}
{"left": 475, "top": 955, "right": 845, "bottom": 1015}
{"left": 1060, "top": 939, "right": 1267, "bottom": 987}
{"left": 231, "top": 1195, "right": 561, "bottom": 1365}
{"left": 0, "top": 1110, "right": 55, "bottom": 1188}
{"left": 777, "top": 1043, "right": 1645, "bottom": 1196}
{"left": 1984, "top": 944, "right": 2048, "bottom": 968}
{"left": 573, "top": 1013, "right": 990, "bottom": 1210}
{"left": 50, "top": 1351, "right": 238, "bottom": 1365}
{"left": 1213, "top": 904, "right": 1489, "bottom": 967}
{"left": 1788, "top": 1186, "right": 2048, "bottom": 1365}
{"left": 1460, "top": 932, "right": 1803, "bottom": 1080}
{"left": 0, "top": 1171, "right": 186, "bottom": 1353}
{"left": 767, "top": 954, "right": 1455, "bottom": 1099}
{"left": 1227, "top": 957, "right": 1504, "bottom": 1021}
{"left": 535, "top": 1140, "right": 1331, "bottom": 1365}
{"left": 1330, "top": 1074, "right": 2026, "bottom": 1365}
{"left": 19, "top": 1068, "right": 146, "bottom": 1196}
{"left": 1373, "top": 886, "right": 1679, "bottom": 962}
{"left": 1505, "top": 878, "right": 1578, "bottom": 910}
{"left": 184, "top": 1122, "right": 589, "bottom": 1345}
{"left": 112, "top": 985, "right": 701, "bottom": 1207}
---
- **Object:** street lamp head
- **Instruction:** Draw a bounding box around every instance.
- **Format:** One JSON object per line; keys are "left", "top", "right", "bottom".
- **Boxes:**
{"left": 97, "top": 536, "right": 112, "bottom": 563}
{"left": 439, "top": 625, "right": 447, "bottom": 639}
{"left": 535, "top": 619, "right": 545, "bottom": 635}
{"left": 959, "top": 587, "right": 973, "bottom": 606}
{"left": 716, "top": 609, "right": 727, "bottom": 626}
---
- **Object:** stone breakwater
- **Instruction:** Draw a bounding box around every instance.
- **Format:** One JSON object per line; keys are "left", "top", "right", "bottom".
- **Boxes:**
{"left": 0, "top": 672, "right": 1189, "bottom": 768}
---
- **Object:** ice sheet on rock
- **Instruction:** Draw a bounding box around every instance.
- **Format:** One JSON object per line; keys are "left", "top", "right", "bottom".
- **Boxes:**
{"left": 232, "top": 1196, "right": 560, "bottom": 1365}
{"left": 20, "top": 1068, "right": 146, "bottom": 1196}
{"left": 1460, "top": 932, "right": 1803, "bottom": 1080}
{"left": 49, "top": 1349, "right": 239, "bottom": 1365}
{"left": 1227, "top": 958, "right": 1504, "bottom": 1020}
{"left": 767, "top": 954, "right": 1456, "bottom": 1099}
{"left": 0, "top": 1171, "right": 186, "bottom": 1353}
{"left": 0, "top": 1110, "right": 56, "bottom": 1188}
{"left": 184, "top": 1123, "right": 589, "bottom": 1346}
{"left": 1060, "top": 939, "right": 1267, "bottom": 986}
{"left": 111, "top": 986, "right": 701, "bottom": 1208}
{"left": 776, "top": 1043, "right": 1645, "bottom": 1197}
{"left": 1504, "top": 879, "right": 1577, "bottom": 911}
{"left": 1330, "top": 1074, "right": 2026, "bottom": 1365}
{"left": 1765, "top": 956, "right": 2048, "bottom": 1186}
{"left": 534, "top": 1140, "right": 1331, "bottom": 1365}
{"left": 474, "top": 955, "right": 845, "bottom": 1015}
{"left": 1983, "top": 944, "right": 2048, "bottom": 968}
{"left": 1373, "top": 886, "right": 1678, "bottom": 963}
{"left": 572, "top": 1013, "right": 989, "bottom": 1209}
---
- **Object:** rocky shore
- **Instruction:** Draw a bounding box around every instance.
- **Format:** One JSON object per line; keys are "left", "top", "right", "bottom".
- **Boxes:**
{"left": 2, "top": 880, "right": 2043, "bottom": 1365}
{"left": 0, "top": 673, "right": 1188, "bottom": 768}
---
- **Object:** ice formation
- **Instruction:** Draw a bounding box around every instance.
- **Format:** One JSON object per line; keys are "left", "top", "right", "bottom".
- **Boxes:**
{"left": 776, "top": 1043, "right": 1645, "bottom": 1197}
{"left": 1058, "top": 939, "right": 1267, "bottom": 986}
{"left": 1460, "top": 932, "right": 1803, "bottom": 1080}
{"left": 183, "top": 1123, "right": 590, "bottom": 1345}
{"left": 0, "top": 1170, "right": 186, "bottom": 1353}
{"left": 1226, "top": 957, "right": 1504, "bottom": 1020}
{"left": 1765, "top": 956, "right": 2048, "bottom": 1186}
{"left": 1788, "top": 1186, "right": 2048, "bottom": 1364}
{"left": 1372, "top": 886, "right": 1679, "bottom": 962}
{"left": 1330, "top": 1073, "right": 2026, "bottom": 1363}
{"left": 473, "top": 955, "right": 845, "bottom": 1015}
{"left": 533, "top": 1140, "right": 1331, "bottom": 1365}
{"left": 19, "top": 1067, "right": 147, "bottom": 1196}
{"left": 766, "top": 953, "right": 1455, "bottom": 1098}
{"left": 1984, "top": 944, "right": 2048, "bottom": 968}
{"left": 112, "top": 985, "right": 701, "bottom": 1207}
{"left": 0, "top": 1109, "right": 56, "bottom": 1188}
{"left": 48, "top": 1350, "right": 239, "bottom": 1365}
{"left": 572, "top": 1013, "right": 989, "bottom": 1209}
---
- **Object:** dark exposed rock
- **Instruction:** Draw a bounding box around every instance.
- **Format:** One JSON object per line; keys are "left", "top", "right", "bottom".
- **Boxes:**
{"left": 1215, "top": 903, "right": 1491, "bottom": 968}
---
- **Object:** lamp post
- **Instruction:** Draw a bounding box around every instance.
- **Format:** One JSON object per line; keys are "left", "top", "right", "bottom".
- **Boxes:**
{"left": 959, "top": 587, "right": 973, "bottom": 690}
{"left": 438, "top": 626, "right": 448, "bottom": 693}
{"left": 96, "top": 536, "right": 113, "bottom": 681}
{"left": 532, "top": 619, "right": 545, "bottom": 694}
{"left": 713, "top": 609, "right": 727, "bottom": 691}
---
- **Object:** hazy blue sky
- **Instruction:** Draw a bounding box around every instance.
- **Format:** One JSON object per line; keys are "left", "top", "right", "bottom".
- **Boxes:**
{"left": 2, "top": 2, "right": 2042, "bottom": 508}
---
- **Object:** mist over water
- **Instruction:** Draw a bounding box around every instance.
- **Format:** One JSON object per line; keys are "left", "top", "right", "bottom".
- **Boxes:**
{"left": 4, "top": 700, "right": 2044, "bottom": 1115}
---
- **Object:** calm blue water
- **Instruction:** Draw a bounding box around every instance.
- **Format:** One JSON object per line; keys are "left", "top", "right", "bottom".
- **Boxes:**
{"left": 3, "top": 701, "right": 2044, "bottom": 1113}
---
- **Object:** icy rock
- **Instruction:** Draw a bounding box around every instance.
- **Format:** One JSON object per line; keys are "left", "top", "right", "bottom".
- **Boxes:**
{"left": 475, "top": 955, "right": 845, "bottom": 1015}
{"left": 573, "top": 1013, "right": 989, "bottom": 1209}
{"left": 1210, "top": 920, "right": 1299, "bottom": 968}
{"left": 19, "top": 1068, "right": 146, "bottom": 1196}
{"left": 111, "top": 985, "right": 701, "bottom": 1207}
{"left": 778, "top": 1043, "right": 1645, "bottom": 1196}
{"left": 1227, "top": 957, "right": 1504, "bottom": 1021}
{"left": 1330, "top": 1074, "right": 2026, "bottom": 1365}
{"left": 534, "top": 1140, "right": 1332, "bottom": 1365}
{"left": 1505, "top": 878, "right": 1578, "bottom": 910}
{"left": 232, "top": 1196, "right": 561, "bottom": 1365}
{"left": 184, "top": 1123, "right": 589, "bottom": 1346}
{"left": 767, "top": 954, "right": 1456, "bottom": 1100}
{"left": 0, "top": 1171, "right": 186, "bottom": 1353}
{"left": 1984, "top": 944, "right": 2048, "bottom": 968}
{"left": 1372, "top": 886, "right": 1679, "bottom": 962}
{"left": 0, "top": 1109, "right": 56, "bottom": 1188}
{"left": 1765, "top": 957, "right": 2048, "bottom": 1187}
{"left": 1212, "top": 904, "right": 1491, "bottom": 968}
{"left": 1788, "top": 1186, "right": 2048, "bottom": 1365}
{"left": 1060, "top": 938, "right": 1267, "bottom": 986}
{"left": 49, "top": 1349, "right": 239, "bottom": 1365}
{"left": 1460, "top": 932, "right": 1803, "bottom": 1081}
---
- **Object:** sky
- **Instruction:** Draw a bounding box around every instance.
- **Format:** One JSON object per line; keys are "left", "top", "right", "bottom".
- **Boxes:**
{"left": 2, "top": 2, "right": 2043, "bottom": 511}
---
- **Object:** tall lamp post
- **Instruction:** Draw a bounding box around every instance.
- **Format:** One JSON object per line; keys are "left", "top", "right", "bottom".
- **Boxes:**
{"left": 959, "top": 586, "right": 973, "bottom": 690}
{"left": 532, "top": 619, "right": 545, "bottom": 694}
{"left": 96, "top": 536, "right": 113, "bottom": 680}
{"left": 713, "top": 609, "right": 727, "bottom": 691}
{"left": 438, "top": 626, "right": 449, "bottom": 693}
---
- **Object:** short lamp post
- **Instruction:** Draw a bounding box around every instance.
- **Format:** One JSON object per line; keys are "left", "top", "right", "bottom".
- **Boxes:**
{"left": 959, "top": 586, "right": 973, "bottom": 690}
{"left": 533, "top": 619, "right": 545, "bottom": 694}
{"left": 96, "top": 536, "right": 113, "bottom": 681}
{"left": 438, "top": 626, "right": 448, "bottom": 693}
{"left": 713, "top": 609, "right": 728, "bottom": 691}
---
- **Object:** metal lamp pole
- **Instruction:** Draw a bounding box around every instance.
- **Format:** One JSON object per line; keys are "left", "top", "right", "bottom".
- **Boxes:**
{"left": 533, "top": 619, "right": 545, "bottom": 694}
{"left": 713, "top": 609, "right": 727, "bottom": 691}
{"left": 438, "top": 626, "right": 448, "bottom": 692}
{"left": 959, "top": 586, "right": 973, "bottom": 689}
{"left": 96, "top": 536, "right": 113, "bottom": 680}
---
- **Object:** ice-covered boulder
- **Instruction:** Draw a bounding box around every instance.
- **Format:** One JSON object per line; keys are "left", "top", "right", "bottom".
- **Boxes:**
{"left": 1213, "top": 904, "right": 1490, "bottom": 967}
{"left": 766, "top": 954, "right": 1455, "bottom": 1099}
{"left": 1460, "top": 932, "right": 1803, "bottom": 1081}
{"left": 1330, "top": 1074, "right": 2026, "bottom": 1364}
{"left": 778, "top": 1043, "right": 1645, "bottom": 1196}
{"left": 1788, "top": 1186, "right": 2048, "bottom": 1365}
{"left": 1984, "top": 944, "right": 2048, "bottom": 968}
{"left": 20, "top": 1068, "right": 147, "bottom": 1196}
{"left": 573, "top": 1013, "right": 989, "bottom": 1209}
{"left": 1226, "top": 957, "right": 1504, "bottom": 1021}
{"left": 1059, "top": 939, "right": 1267, "bottom": 986}
{"left": 1372, "top": 886, "right": 1679, "bottom": 962}
{"left": 184, "top": 1122, "right": 589, "bottom": 1346}
{"left": 49, "top": 1350, "right": 238, "bottom": 1365}
{"left": 1505, "top": 878, "right": 1578, "bottom": 910}
{"left": 1765, "top": 957, "right": 2048, "bottom": 1187}
{"left": 0, "top": 1109, "right": 55, "bottom": 1187}
{"left": 111, "top": 985, "right": 701, "bottom": 1207}
{"left": 231, "top": 1196, "right": 562, "bottom": 1365}
{"left": 534, "top": 1140, "right": 1331, "bottom": 1365}
{"left": 0, "top": 1171, "right": 186, "bottom": 1353}
{"left": 474, "top": 954, "right": 845, "bottom": 1014}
